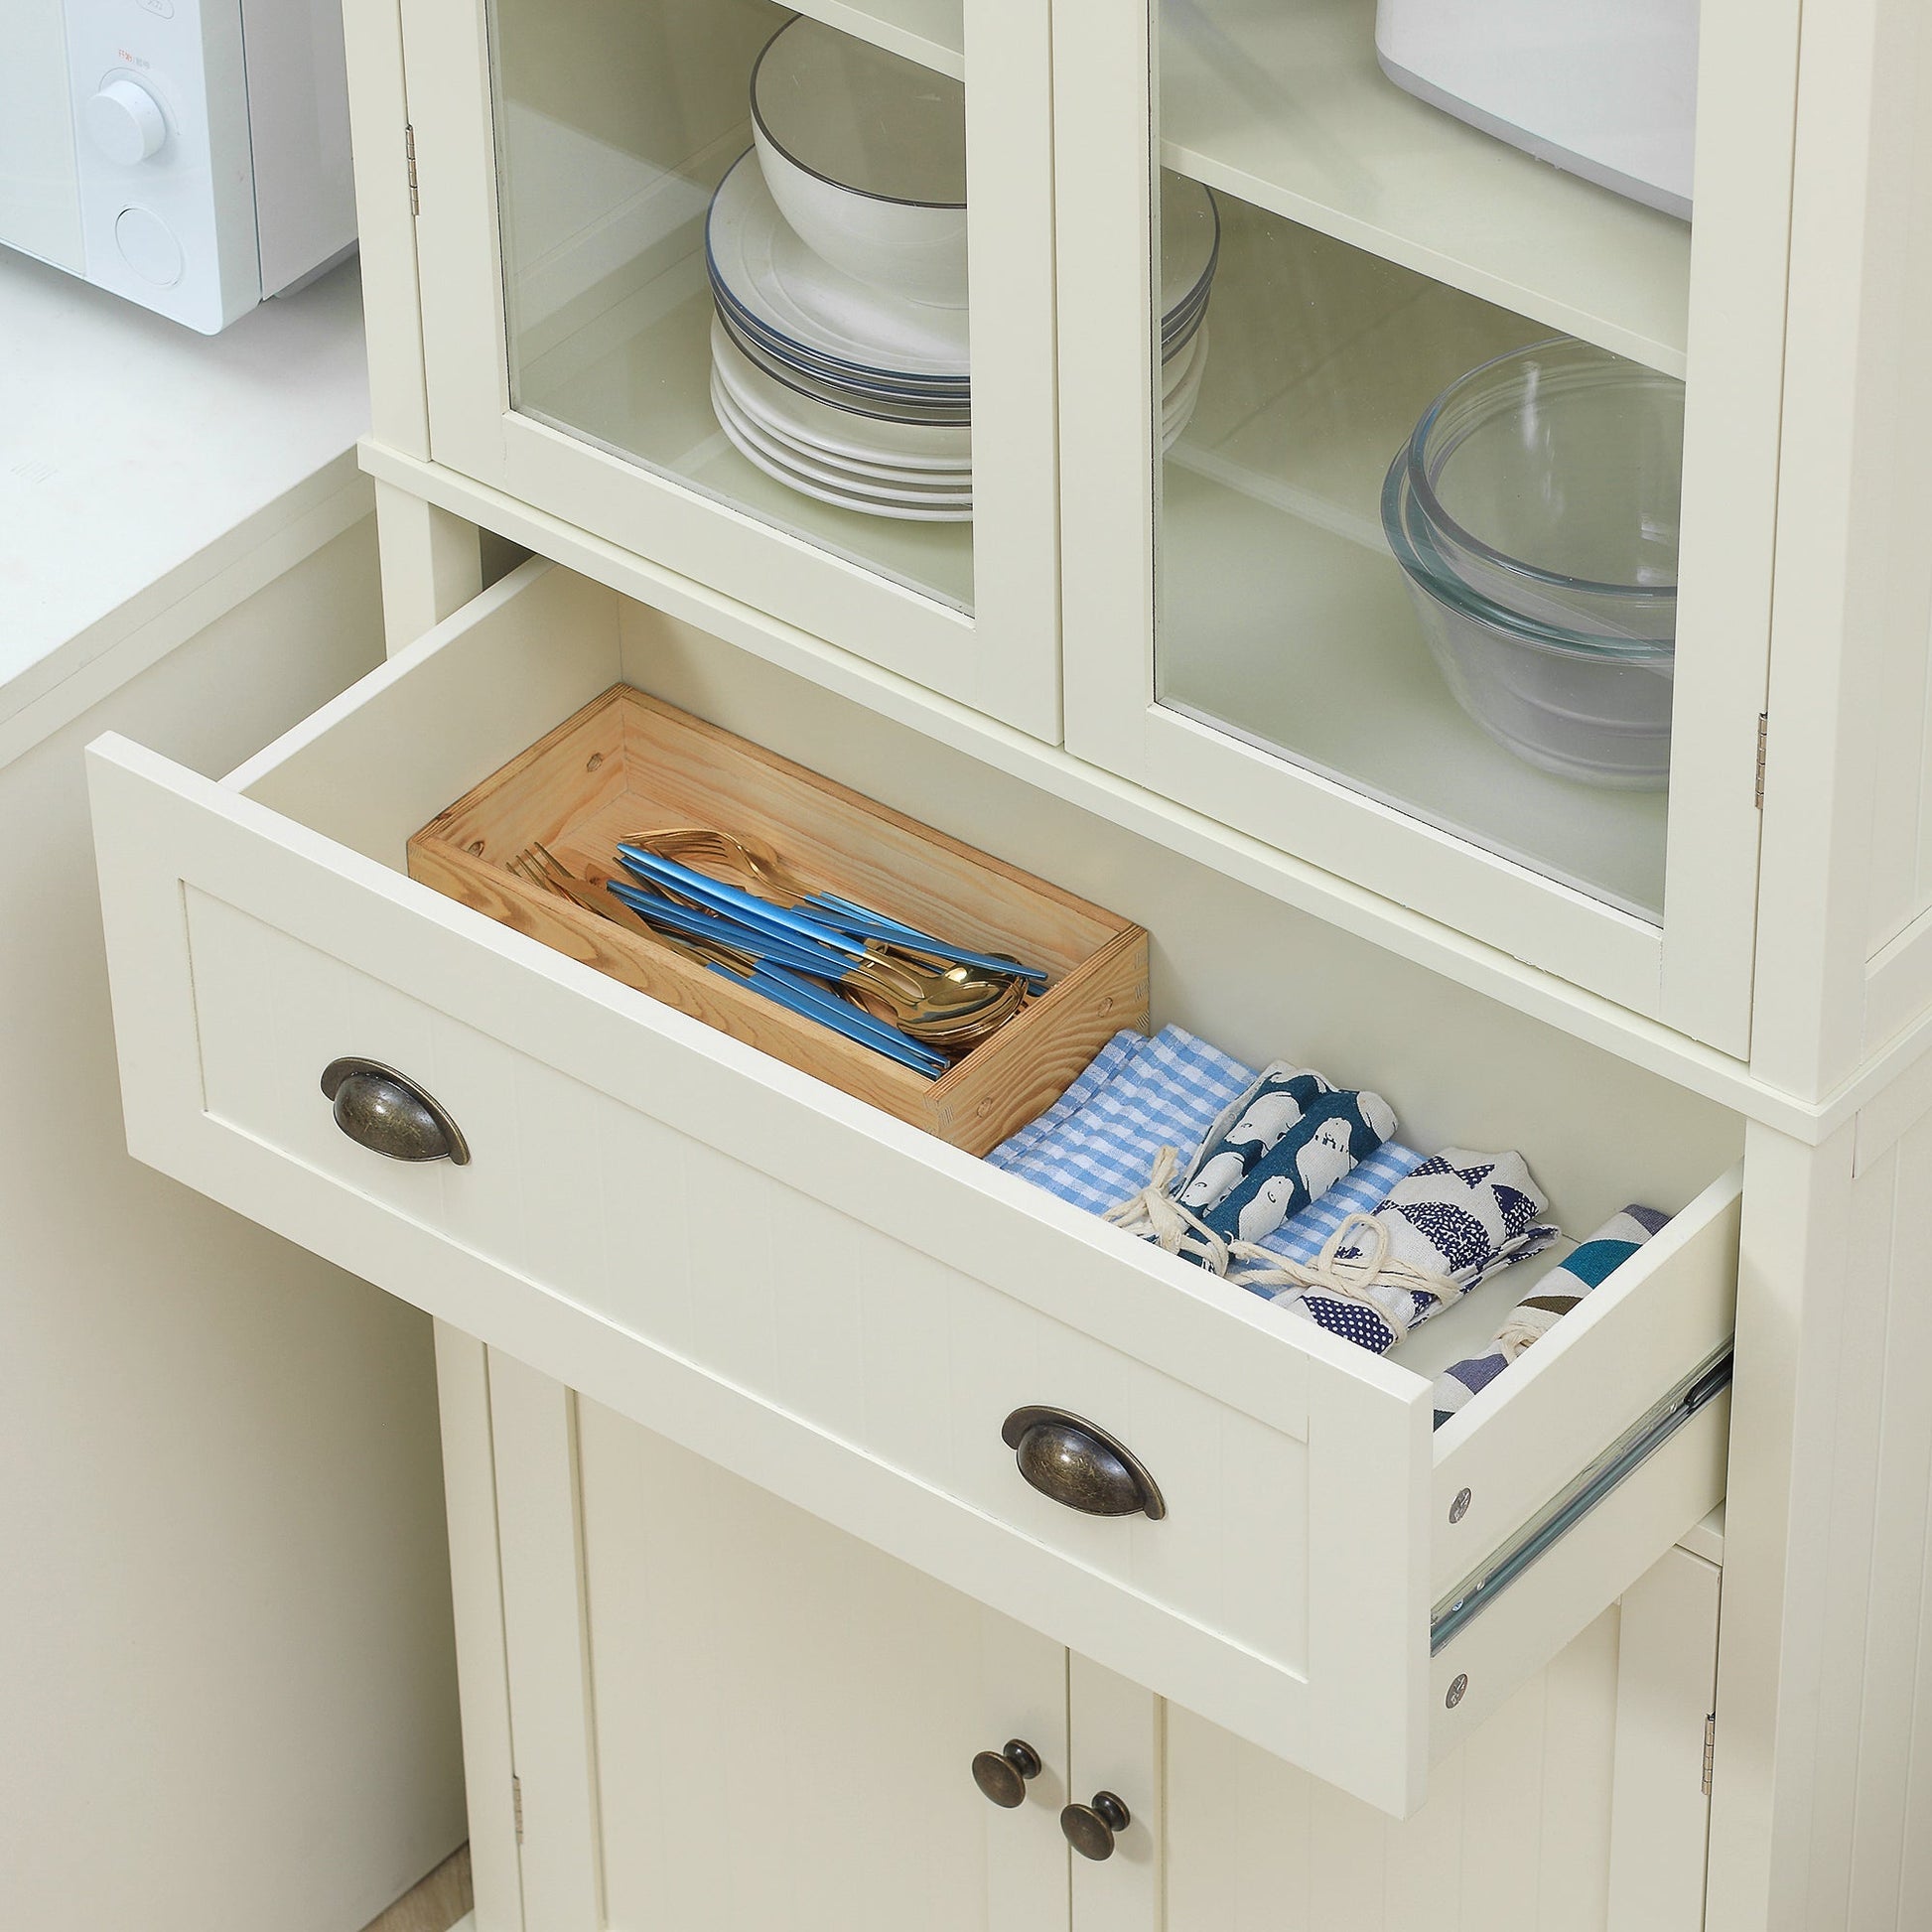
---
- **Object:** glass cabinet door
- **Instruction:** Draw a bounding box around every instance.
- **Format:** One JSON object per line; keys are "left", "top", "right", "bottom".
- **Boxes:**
{"left": 406, "top": 0, "right": 1060, "bottom": 737}
{"left": 1053, "top": 0, "right": 1797, "bottom": 1053}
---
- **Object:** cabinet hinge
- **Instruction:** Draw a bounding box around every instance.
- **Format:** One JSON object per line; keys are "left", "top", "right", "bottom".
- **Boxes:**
{"left": 1703, "top": 1713, "right": 1717, "bottom": 1796}
{"left": 405, "top": 123, "right": 420, "bottom": 216}
{"left": 512, "top": 1772, "right": 523, "bottom": 1845}
{"left": 1754, "top": 713, "right": 1768, "bottom": 809}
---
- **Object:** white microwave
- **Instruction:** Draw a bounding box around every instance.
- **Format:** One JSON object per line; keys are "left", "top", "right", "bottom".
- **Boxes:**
{"left": 1, "top": 0, "right": 356, "bottom": 334}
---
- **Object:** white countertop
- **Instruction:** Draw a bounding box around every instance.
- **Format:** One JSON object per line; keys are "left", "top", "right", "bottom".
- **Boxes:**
{"left": 0, "top": 248, "right": 371, "bottom": 760}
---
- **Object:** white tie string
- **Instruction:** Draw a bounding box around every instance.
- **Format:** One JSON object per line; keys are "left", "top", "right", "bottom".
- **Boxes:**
{"left": 1105, "top": 1146, "right": 1461, "bottom": 1347}
{"left": 1224, "top": 1212, "right": 1459, "bottom": 1344}
{"left": 1103, "top": 1145, "right": 1232, "bottom": 1271}
{"left": 1489, "top": 1310, "right": 1558, "bottom": 1360}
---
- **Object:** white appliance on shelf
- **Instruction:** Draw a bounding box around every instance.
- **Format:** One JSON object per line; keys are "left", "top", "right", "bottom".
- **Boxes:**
{"left": 1375, "top": 0, "right": 1699, "bottom": 220}
{"left": 0, "top": 0, "right": 355, "bottom": 334}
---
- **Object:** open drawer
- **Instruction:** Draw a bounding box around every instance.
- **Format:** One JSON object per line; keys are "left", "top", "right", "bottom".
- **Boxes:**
{"left": 87, "top": 559, "right": 1740, "bottom": 1817}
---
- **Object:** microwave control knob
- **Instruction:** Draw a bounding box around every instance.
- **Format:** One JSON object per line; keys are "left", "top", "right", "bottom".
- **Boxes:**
{"left": 84, "top": 78, "right": 168, "bottom": 166}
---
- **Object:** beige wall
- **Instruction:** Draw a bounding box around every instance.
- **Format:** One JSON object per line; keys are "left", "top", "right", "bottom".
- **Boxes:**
{"left": 0, "top": 515, "right": 466, "bottom": 1932}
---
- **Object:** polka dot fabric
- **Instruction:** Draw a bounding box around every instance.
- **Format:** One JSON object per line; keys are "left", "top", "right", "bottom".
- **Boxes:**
{"left": 1270, "top": 1149, "right": 1558, "bottom": 1355}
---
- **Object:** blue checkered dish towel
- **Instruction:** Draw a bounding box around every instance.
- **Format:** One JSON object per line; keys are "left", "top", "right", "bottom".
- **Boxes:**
{"left": 985, "top": 1026, "right": 1425, "bottom": 1278}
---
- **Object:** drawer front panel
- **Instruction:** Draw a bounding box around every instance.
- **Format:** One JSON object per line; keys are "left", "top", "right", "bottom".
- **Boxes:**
{"left": 187, "top": 886, "right": 1314, "bottom": 1676}
{"left": 1429, "top": 1173, "right": 1741, "bottom": 1602}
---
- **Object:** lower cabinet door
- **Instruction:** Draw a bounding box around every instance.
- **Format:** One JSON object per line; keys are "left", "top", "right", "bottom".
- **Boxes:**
{"left": 1083, "top": 1544, "right": 1722, "bottom": 1932}
{"left": 483, "top": 1349, "right": 1074, "bottom": 1932}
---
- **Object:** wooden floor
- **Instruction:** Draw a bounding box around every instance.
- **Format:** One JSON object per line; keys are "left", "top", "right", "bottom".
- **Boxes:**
{"left": 359, "top": 1845, "right": 473, "bottom": 1932}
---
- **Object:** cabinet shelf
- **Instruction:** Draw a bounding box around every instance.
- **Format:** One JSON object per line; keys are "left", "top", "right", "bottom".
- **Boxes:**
{"left": 788, "top": 0, "right": 963, "bottom": 78}
{"left": 1158, "top": 467, "right": 1669, "bottom": 918}
{"left": 1159, "top": 0, "right": 1692, "bottom": 376}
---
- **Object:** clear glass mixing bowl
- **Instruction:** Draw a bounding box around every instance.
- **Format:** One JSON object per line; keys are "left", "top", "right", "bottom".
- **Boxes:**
{"left": 1382, "top": 337, "right": 1682, "bottom": 788}
{"left": 1398, "top": 337, "right": 1683, "bottom": 651}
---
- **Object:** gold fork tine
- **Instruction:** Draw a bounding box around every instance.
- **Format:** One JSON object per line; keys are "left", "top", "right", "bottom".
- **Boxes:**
{"left": 512, "top": 840, "right": 703, "bottom": 952}
{"left": 508, "top": 848, "right": 555, "bottom": 895}
{"left": 621, "top": 825, "right": 815, "bottom": 900}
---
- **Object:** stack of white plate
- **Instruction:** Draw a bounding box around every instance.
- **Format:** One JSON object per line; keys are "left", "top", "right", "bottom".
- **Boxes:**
{"left": 704, "top": 46, "right": 1218, "bottom": 522}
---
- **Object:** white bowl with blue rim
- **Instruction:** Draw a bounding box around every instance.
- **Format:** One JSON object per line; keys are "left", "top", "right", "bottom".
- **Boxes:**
{"left": 751, "top": 17, "right": 970, "bottom": 310}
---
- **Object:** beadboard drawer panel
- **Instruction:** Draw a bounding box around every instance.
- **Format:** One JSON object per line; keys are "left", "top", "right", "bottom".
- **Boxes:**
{"left": 86, "top": 559, "right": 1737, "bottom": 1817}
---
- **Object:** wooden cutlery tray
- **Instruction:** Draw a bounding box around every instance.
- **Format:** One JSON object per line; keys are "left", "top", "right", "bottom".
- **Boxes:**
{"left": 407, "top": 686, "right": 1150, "bottom": 1153}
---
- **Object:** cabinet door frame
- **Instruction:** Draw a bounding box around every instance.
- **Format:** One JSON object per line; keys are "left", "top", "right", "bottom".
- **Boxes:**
{"left": 1081, "top": 1542, "right": 1720, "bottom": 1932}
{"left": 398, "top": 0, "right": 1064, "bottom": 739}
{"left": 1049, "top": 0, "right": 1798, "bottom": 1056}
{"left": 1606, "top": 1546, "right": 1724, "bottom": 1932}
{"left": 479, "top": 1350, "right": 1074, "bottom": 1932}
{"left": 434, "top": 1325, "right": 528, "bottom": 1932}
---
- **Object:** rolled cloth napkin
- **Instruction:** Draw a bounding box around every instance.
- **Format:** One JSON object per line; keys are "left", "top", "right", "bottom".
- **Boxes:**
{"left": 985, "top": 1027, "right": 1259, "bottom": 1218}
{"left": 1247, "top": 1149, "right": 1559, "bottom": 1355}
{"left": 1431, "top": 1204, "right": 1668, "bottom": 1427}
{"left": 1174, "top": 1062, "right": 1399, "bottom": 1249}
{"left": 987, "top": 1027, "right": 1423, "bottom": 1271}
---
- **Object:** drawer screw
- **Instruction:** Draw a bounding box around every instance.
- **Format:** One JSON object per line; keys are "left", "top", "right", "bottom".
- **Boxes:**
{"left": 1449, "top": 1487, "right": 1472, "bottom": 1523}
{"left": 1446, "top": 1674, "right": 1468, "bottom": 1709}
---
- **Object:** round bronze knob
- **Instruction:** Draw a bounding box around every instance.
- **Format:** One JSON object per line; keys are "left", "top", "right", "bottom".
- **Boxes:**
{"left": 971, "top": 1738, "right": 1042, "bottom": 1808}
{"left": 320, "top": 1058, "right": 471, "bottom": 1166}
{"left": 1001, "top": 1407, "right": 1165, "bottom": 1520}
{"left": 1060, "top": 1790, "right": 1131, "bottom": 1861}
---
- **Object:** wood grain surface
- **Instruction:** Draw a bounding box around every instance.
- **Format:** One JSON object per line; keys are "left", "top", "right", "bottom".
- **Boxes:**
{"left": 409, "top": 686, "right": 1149, "bottom": 1153}
{"left": 359, "top": 1845, "right": 472, "bottom": 1932}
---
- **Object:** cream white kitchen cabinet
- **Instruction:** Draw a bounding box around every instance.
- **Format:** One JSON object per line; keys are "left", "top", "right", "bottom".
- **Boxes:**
{"left": 81, "top": 0, "right": 1932, "bottom": 1926}
{"left": 85, "top": 551, "right": 1932, "bottom": 1922}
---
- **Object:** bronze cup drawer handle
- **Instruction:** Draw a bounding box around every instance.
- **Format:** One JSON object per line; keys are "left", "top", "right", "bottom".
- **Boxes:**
{"left": 1001, "top": 1407, "right": 1166, "bottom": 1521}
{"left": 320, "top": 1058, "right": 471, "bottom": 1167}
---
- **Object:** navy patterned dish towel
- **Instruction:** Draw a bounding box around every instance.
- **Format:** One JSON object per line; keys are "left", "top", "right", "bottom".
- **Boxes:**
{"left": 1430, "top": 1204, "right": 1668, "bottom": 1428}
{"left": 1260, "top": 1149, "right": 1558, "bottom": 1355}
{"left": 1176, "top": 1063, "right": 1399, "bottom": 1249}
{"left": 985, "top": 1026, "right": 1423, "bottom": 1266}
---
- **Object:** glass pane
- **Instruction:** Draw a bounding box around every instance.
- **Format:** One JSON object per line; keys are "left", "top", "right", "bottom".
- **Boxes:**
{"left": 1152, "top": 0, "right": 1694, "bottom": 921}
{"left": 488, "top": 0, "right": 974, "bottom": 611}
